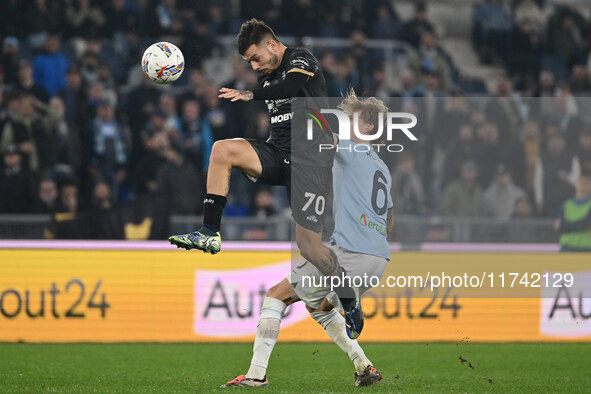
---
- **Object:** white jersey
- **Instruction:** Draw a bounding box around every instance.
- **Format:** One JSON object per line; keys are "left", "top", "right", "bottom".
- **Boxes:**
{"left": 330, "top": 139, "right": 393, "bottom": 260}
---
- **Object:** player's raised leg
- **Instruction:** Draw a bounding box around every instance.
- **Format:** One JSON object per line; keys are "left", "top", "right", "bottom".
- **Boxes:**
{"left": 221, "top": 279, "right": 299, "bottom": 388}
{"left": 295, "top": 224, "right": 364, "bottom": 339}
{"left": 168, "top": 138, "right": 262, "bottom": 253}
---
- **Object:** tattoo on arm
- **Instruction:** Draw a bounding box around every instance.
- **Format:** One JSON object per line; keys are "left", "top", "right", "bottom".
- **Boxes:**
{"left": 387, "top": 208, "right": 394, "bottom": 233}
{"left": 239, "top": 90, "right": 253, "bottom": 100}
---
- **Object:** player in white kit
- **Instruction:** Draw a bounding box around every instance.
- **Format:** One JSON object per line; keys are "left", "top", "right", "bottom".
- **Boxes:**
{"left": 222, "top": 93, "right": 394, "bottom": 388}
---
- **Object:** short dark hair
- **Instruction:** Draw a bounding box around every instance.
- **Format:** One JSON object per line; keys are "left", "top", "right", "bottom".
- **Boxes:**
{"left": 237, "top": 19, "right": 279, "bottom": 55}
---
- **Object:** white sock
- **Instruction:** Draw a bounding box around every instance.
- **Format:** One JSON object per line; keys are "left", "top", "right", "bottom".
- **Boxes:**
{"left": 246, "top": 297, "right": 287, "bottom": 380}
{"left": 311, "top": 309, "right": 371, "bottom": 374}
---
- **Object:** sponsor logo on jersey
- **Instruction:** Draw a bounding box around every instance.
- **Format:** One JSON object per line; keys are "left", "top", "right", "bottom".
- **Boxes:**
{"left": 271, "top": 112, "right": 294, "bottom": 124}
{"left": 358, "top": 213, "right": 387, "bottom": 236}
{"left": 306, "top": 215, "right": 318, "bottom": 223}
{"left": 290, "top": 57, "right": 310, "bottom": 68}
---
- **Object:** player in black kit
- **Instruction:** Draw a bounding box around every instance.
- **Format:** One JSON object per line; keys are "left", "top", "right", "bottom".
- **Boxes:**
{"left": 168, "top": 20, "right": 363, "bottom": 350}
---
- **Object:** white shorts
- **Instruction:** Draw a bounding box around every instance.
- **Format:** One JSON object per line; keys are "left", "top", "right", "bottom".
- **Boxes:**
{"left": 286, "top": 245, "right": 388, "bottom": 310}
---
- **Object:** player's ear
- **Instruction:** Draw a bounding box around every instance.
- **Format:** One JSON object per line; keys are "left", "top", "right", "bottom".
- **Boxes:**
{"left": 267, "top": 39, "right": 278, "bottom": 53}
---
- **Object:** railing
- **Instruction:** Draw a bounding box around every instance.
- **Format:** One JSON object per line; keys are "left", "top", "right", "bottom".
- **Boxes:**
{"left": 0, "top": 214, "right": 557, "bottom": 243}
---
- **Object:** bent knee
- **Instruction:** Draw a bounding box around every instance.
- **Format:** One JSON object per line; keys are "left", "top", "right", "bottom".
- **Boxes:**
{"left": 266, "top": 280, "right": 299, "bottom": 306}
{"left": 209, "top": 140, "right": 233, "bottom": 163}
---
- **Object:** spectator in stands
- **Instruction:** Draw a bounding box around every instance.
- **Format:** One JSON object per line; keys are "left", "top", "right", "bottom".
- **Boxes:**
{"left": 65, "top": 0, "right": 106, "bottom": 39}
{"left": 485, "top": 77, "right": 524, "bottom": 144}
{"left": 408, "top": 32, "right": 451, "bottom": 94}
{"left": 534, "top": 133, "right": 581, "bottom": 217}
{"left": 531, "top": 70, "right": 557, "bottom": 118}
{"left": 369, "top": 2, "right": 401, "bottom": 40}
{"left": 402, "top": 2, "right": 435, "bottom": 48}
{"left": 135, "top": 128, "right": 168, "bottom": 194}
{"left": 569, "top": 64, "right": 591, "bottom": 96}
{"left": 555, "top": 173, "right": 591, "bottom": 251}
{"left": 391, "top": 153, "right": 426, "bottom": 215}
{"left": 367, "top": 66, "right": 392, "bottom": 98}
{"left": 88, "top": 100, "right": 127, "bottom": 198}
{"left": 179, "top": 99, "right": 213, "bottom": 174}
{"left": 327, "top": 57, "right": 353, "bottom": 97}
{"left": 33, "top": 177, "right": 58, "bottom": 214}
{"left": 512, "top": 196, "right": 533, "bottom": 218}
{"left": 1, "top": 37, "right": 20, "bottom": 87}
{"left": 16, "top": 60, "right": 49, "bottom": 103}
{"left": 349, "top": 30, "right": 376, "bottom": 88}
{"left": 183, "top": 15, "right": 216, "bottom": 68}
{"left": 25, "top": 0, "right": 62, "bottom": 49}
{"left": 148, "top": 0, "right": 183, "bottom": 38}
{"left": 0, "top": 144, "right": 36, "bottom": 213}
{"left": 55, "top": 180, "right": 79, "bottom": 214}
{"left": 158, "top": 93, "right": 182, "bottom": 144}
{"left": 443, "top": 160, "right": 487, "bottom": 217}
{"left": 0, "top": 1, "right": 25, "bottom": 40}
{"left": 32, "top": 96, "right": 62, "bottom": 176}
{"left": 78, "top": 81, "right": 105, "bottom": 133}
{"left": 285, "top": 0, "right": 319, "bottom": 37}
{"left": 202, "top": 82, "right": 237, "bottom": 141}
{"left": 79, "top": 51, "right": 101, "bottom": 86}
{"left": 1, "top": 94, "right": 59, "bottom": 177}
{"left": 520, "top": 121, "right": 542, "bottom": 196}
{"left": 50, "top": 96, "right": 80, "bottom": 171}
{"left": 2, "top": 0, "right": 591, "bottom": 232}
{"left": 547, "top": 7, "right": 587, "bottom": 71}
{"left": 32, "top": 35, "right": 69, "bottom": 98}
{"left": 474, "top": 122, "right": 504, "bottom": 188}
{"left": 543, "top": 85, "right": 585, "bottom": 150}
{"left": 103, "top": 0, "right": 138, "bottom": 38}
{"left": 442, "top": 123, "right": 477, "bottom": 188}
{"left": 576, "top": 129, "right": 591, "bottom": 176}
{"left": 124, "top": 75, "right": 161, "bottom": 145}
{"left": 59, "top": 66, "right": 85, "bottom": 133}
{"left": 484, "top": 164, "right": 528, "bottom": 219}
{"left": 472, "top": 0, "right": 512, "bottom": 63}
{"left": 414, "top": 70, "right": 444, "bottom": 130}
{"left": 514, "top": 0, "right": 545, "bottom": 34}
{"left": 90, "top": 180, "right": 114, "bottom": 211}
{"left": 155, "top": 137, "right": 203, "bottom": 215}
{"left": 242, "top": 187, "right": 279, "bottom": 240}
{"left": 393, "top": 69, "right": 418, "bottom": 98}
{"left": 507, "top": 16, "right": 543, "bottom": 89}
{"left": 437, "top": 95, "right": 471, "bottom": 150}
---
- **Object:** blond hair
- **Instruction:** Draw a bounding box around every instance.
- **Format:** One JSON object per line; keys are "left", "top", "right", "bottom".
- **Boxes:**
{"left": 337, "top": 88, "right": 389, "bottom": 139}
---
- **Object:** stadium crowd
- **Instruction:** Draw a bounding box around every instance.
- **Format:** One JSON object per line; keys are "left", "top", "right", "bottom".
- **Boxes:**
{"left": 0, "top": 0, "right": 590, "bottom": 226}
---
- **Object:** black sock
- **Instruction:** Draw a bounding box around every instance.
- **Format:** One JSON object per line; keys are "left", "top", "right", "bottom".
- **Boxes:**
{"left": 201, "top": 193, "right": 227, "bottom": 234}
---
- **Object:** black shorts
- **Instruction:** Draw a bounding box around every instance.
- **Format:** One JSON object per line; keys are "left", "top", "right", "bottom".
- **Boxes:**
{"left": 246, "top": 139, "right": 332, "bottom": 232}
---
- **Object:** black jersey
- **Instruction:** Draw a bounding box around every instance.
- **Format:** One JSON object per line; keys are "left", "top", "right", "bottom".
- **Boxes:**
{"left": 258, "top": 47, "right": 333, "bottom": 167}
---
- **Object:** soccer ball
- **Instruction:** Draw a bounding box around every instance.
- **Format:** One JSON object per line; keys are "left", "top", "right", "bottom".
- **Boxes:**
{"left": 142, "top": 42, "right": 185, "bottom": 84}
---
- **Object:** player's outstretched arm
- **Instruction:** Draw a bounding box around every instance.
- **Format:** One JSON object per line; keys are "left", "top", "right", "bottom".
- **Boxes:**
{"left": 218, "top": 88, "right": 254, "bottom": 102}
{"left": 219, "top": 72, "right": 309, "bottom": 103}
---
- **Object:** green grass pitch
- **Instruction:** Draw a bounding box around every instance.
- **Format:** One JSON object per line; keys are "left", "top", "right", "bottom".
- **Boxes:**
{"left": 1, "top": 342, "right": 590, "bottom": 393}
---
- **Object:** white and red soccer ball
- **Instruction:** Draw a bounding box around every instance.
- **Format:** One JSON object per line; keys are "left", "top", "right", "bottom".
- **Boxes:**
{"left": 142, "top": 42, "right": 184, "bottom": 84}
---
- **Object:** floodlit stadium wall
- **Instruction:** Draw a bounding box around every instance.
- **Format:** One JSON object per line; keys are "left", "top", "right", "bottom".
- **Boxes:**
{"left": 0, "top": 241, "right": 589, "bottom": 343}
